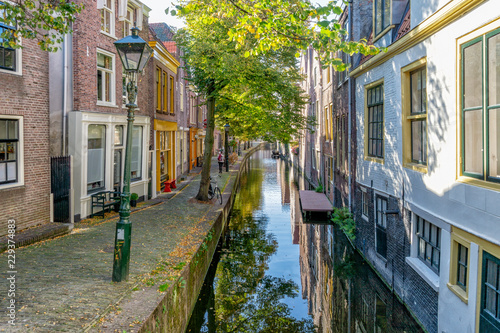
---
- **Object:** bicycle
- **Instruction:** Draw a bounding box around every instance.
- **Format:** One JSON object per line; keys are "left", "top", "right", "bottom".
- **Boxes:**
{"left": 208, "top": 175, "right": 223, "bottom": 205}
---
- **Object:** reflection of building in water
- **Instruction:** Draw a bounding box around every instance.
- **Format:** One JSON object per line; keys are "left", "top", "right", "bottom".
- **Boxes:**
{"left": 278, "top": 159, "right": 291, "bottom": 205}
{"left": 289, "top": 164, "right": 303, "bottom": 245}
{"left": 298, "top": 220, "right": 424, "bottom": 333}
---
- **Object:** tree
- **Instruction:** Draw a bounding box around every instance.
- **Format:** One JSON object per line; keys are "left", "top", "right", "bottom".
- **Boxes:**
{"left": 176, "top": 10, "right": 310, "bottom": 201}
{"left": 172, "top": 0, "right": 380, "bottom": 68}
{"left": 175, "top": 0, "right": 382, "bottom": 201}
{"left": 0, "top": 1, "right": 83, "bottom": 52}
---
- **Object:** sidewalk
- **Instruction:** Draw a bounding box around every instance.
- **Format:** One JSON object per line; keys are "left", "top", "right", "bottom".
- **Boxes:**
{"left": 0, "top": 155, "right": 238, "bottom": 332}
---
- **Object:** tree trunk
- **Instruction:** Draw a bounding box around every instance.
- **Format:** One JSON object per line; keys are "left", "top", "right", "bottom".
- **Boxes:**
{"left": 195, "top": 83, "right": 216, "bottom": 201}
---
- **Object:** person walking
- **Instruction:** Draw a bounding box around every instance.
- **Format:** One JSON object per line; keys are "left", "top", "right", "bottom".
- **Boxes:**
{"left": 218, "top": 150, "right": 224, "bottom": 173}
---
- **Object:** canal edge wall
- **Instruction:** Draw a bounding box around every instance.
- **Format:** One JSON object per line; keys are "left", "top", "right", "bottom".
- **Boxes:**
{"left": 138, "top": 144, "right": 263, "bottom": 333}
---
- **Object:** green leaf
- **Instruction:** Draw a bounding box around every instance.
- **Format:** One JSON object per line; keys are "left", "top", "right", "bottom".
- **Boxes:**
{"left": 317, "top": 20, "right": 330, "bottom": 28}
{"left": 164, "top": 7, "right": 169, "bottom": 15}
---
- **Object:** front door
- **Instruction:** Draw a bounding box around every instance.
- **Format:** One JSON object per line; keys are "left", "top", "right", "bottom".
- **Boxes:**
{"left": 480, "top": 251, "right": 500, "bottom": 332}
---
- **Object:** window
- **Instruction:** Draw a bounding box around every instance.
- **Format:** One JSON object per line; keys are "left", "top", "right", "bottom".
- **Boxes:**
{"left": 324, "top": 106, "right": 329, "bottom": 139}
{"left": 0, "top": 4, "right": 16, "bottom": 72}
{"left": 0, "top": 119, "right": 18, "bottom": 184}
{"left": 156, "top": 68, "right": 161, "bottom": 110}
{"left": 402, "top": 60, "right": 427, "bottom": 171}
{"left": 328, "top": 103, "right": 333, "bottom": 140}
{"left": 180, "top": 83, "right": 184, "bottom": 112}
{"left": 336, "top": 116, "right": 340, "bottom": 169}
{"left": 480, "top": 252, "right": 500, "bottom": 332}
{"left": 97, "top": 51, "right": 115, "bottom": 104}
{"left": 457, "top": 243, "right": 468, "bottom": 290}
{"left": 416, "top": 215, "right": 440, "bottom": 273}
{"left": 342, "top": 115, "right": 346, "bottom": 172}
{"left": 460, "top": 28, "right": 500, "bottom": 183}
{"left": 366, "top": 83, "right": 384, "bottom": 159}
{"left": 123, "top": 6, "right": 134, "bottom": 37}
{"left": 100, "top": 0, "right": 114, "bottom": 35}
{"left": 311, "top": 144, "right": 316, "bottom": 170}
{"left": 337, "top": 51, "right": 349, "bottom": 84}
{"left": 449, "top": 234, "right": 470, "bottom": 303}
{"left": 314, "top": 67, "right": 317, "bottom": 86}
{"left": 87, "top": 124, "right": 106, "bottom": 193}
{"left": 131, "top": 126, "right": 142, "bottom": 180}
{"left": 326, "top": 65, "right": 331, "bottom": 84}
{"left": 375, "top": 195, "right": 387, "bottom": 258}
{"left": 170, "top": 76, "right": 174, "bottom": 114}
{"left": 361, "top": 189, "right": 369, "bottom": 218}
{"left": 374, "top": 0, "right": 391, "bottom": 37}
{"left": 162, "top": 72, "right": 167, "bottom": 112}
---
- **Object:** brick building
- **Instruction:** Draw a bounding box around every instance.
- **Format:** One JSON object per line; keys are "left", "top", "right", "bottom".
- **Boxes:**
{"left": 50, "top": 0, "right": 152, "bottom": 220}
{"left": 0, "top": 36, "right": 51, "bottom": 236}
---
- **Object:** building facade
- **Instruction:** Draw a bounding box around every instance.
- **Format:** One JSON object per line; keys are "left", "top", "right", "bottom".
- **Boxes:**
{"left": 56, "top": 0, "right": 152, "bottom": 220}
{"left": 0, "top": 35, "right": 51, "bottom": 235}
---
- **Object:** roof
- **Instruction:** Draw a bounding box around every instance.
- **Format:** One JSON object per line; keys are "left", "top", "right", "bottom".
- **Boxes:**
{"left": 150, "top": 22, "right": 176, "bottom": 42}
{"left": 163, "top": 41, "right": 177, "bottom": 55}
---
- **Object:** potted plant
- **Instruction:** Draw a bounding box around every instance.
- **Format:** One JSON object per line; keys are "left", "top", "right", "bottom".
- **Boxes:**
{"left": 130, "top": 193, "right": 139, "bottom": 207}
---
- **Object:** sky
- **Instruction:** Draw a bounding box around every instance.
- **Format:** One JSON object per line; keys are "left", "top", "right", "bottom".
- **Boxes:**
{"left": 143, "top": 0, "right": 335, "bottom": 30}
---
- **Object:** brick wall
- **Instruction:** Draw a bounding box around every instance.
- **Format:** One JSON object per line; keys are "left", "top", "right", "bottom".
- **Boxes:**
{"left": 72, "top": 0, "right": 150, "bottom": 117}
{"left": 0, "top": 38, "right": 51, "bottom": 236}
{"left": 353, "top": 184, "right": 438, "bottom": 332}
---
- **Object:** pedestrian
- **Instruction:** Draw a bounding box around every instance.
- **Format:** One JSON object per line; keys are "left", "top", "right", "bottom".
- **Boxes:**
{"left": 218, "top": 150, "right": 224, "bottom": 173}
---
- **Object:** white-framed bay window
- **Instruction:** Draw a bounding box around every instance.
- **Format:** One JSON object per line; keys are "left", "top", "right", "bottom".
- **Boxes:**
{"left": 97, "top": 49, "right": 115, "bottom": 106}
{"left": 0, "top": 116, "right": 23, "bottom": 189}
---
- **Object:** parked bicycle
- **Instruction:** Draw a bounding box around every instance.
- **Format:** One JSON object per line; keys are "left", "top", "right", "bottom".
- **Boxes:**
{"left": 208, "top": 175, "right": 222, "bottom": 205}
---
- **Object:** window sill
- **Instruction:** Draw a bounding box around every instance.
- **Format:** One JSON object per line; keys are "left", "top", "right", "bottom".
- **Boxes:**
{"left": 100, "top": 31, "right": 118, "bottom": 40}
{"left": 373, "top": 25, "right": 396, "bottom": 43}
{"left": 404, "top": 162, "right": 428, "bottom": 174}
{"left": 0, "top": 184, "right": 25, "bottom": 192}
{"left": 457, "top": 176, "right": 500, "bottom": 192}
{"left": 406, "top": 257, "right": 439, "bottom": 292}
{"left": 364, "top": 156, "right": 384, "bottom": 164}
{"left": 447, "top": 283, "right": 468, "bottom": 304}
{"left": 0, "top": 67, "right": 22, "bottom": 76}
{"left": 97, "top": 102, "right": 118, "bottom": 108}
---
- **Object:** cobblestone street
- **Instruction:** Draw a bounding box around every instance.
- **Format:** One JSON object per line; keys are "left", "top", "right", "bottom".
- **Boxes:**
{"left": 0, "top": 156, "right": 234, "bottom": 332}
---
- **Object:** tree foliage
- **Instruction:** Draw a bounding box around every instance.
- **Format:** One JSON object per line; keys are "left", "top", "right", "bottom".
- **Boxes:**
{"left": 172, "top": 0, "right": 381, "bottom": 69}
{"left": 0, "top": 0, "right": 83, "bottom": 52}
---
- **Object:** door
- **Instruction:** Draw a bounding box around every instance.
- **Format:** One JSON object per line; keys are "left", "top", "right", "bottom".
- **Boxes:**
{"left": 375, "top": 195, "right": 388, "bottom": 258}
{"left": 480, "top": 251, "right": 500, "bottom": 332}
{"left": 51, "top": 156, "right": 71, "bottom": 223}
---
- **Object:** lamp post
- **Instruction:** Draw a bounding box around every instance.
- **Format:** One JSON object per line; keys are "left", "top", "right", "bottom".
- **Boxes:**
{"left": 224, "top": 123, "right": 230, "bottom": 172}
{"left": 112, "top": 27, "right": 153, "bottom": 282}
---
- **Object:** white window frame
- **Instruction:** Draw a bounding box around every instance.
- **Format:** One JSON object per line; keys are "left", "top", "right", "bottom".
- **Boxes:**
{"left": 0, "top": 115, "right": 23, "bottom": 190}
{"left": 99, "top": 0, "right": 115, "bottom": 37}
{"left": 123, "top": 5, "right": 134, "bottom": 37}
{"left": 0, "top": 6, "right": 22, "bottom": 76}
{"left": 97, "top": 48, "right": 116, "bottom": 107}
{"left": 180, "top": 82, "right": 184, "bottom": 112}
{"left": 405, "top": 204, "right": 450, "bottom": 292}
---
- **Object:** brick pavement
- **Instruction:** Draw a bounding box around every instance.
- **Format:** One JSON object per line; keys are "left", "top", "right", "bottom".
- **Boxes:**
{"left": 0, "top": 156, "right": 233, "bottom": 332}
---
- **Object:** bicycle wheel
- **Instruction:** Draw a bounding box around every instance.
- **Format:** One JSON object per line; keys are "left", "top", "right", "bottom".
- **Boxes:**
{"left": 216, "top": 187, "right": 222, "bottom": 205}
{"left": 208, "top": 184, "right": 214, "bottom": 199}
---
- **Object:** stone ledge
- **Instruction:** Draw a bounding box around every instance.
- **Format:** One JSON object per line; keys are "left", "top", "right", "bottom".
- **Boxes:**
{"left": 0, "top": 222, "right": 73, "bottom": 253}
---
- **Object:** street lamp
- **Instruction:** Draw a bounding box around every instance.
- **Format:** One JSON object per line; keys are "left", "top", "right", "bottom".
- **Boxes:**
{"left": 224, "top": 123, "right": 230, "bottom": 172}
{"left": 112, "top": 27, "right": 153, "bottom": 282}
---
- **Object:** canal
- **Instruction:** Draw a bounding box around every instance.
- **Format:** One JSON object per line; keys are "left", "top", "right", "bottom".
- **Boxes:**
{"left": 187, "top": 149, "right": 424, "bottom": 332}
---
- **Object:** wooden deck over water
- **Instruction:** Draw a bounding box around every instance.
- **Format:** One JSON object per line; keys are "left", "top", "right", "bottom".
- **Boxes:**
{"left": 299, "top": 190, "right": 333, "bottom": 212}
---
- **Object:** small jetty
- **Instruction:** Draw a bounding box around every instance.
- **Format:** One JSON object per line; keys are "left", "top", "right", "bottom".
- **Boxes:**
{"left": 299, "top": 190, "right": 333, "bottom": 222}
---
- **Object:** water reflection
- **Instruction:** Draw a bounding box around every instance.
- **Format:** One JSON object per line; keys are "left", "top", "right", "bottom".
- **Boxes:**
{"left": 187, "top": 151, "right": 423, "bottom": 333}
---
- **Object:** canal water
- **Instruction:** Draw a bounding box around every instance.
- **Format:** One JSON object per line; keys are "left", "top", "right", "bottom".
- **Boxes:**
{"left": 187, "top": 150, "right": 424, "bottom": 332}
